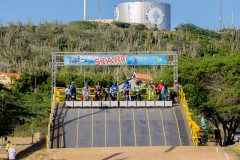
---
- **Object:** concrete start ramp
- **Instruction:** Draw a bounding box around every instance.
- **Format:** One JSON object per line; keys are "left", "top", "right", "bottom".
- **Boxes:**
{"left": 62, "top": 107, "right": 191, "bottom": 148}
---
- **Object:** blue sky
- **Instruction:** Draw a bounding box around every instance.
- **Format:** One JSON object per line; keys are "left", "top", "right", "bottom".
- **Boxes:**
{"left": 1, "top": 0, "right": 239, "bottom": 30}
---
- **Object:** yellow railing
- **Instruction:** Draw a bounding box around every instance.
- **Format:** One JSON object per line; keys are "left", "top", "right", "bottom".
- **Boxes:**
{"left": 46, "top": 87, "right": 57, "bottom": 149}
{"left": 179, "top": 88, "right": 202, "bottom": 146}
{"left": 55, "top": 87, "right": 152, "bottom": 103}
{"left": 54, "top": 87, "right": 176, "bottom": 103}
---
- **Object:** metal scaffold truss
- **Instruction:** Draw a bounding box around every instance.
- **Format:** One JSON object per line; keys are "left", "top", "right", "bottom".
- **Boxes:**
{"left": 51, "top": 51, "right": 178, "bottom": 94}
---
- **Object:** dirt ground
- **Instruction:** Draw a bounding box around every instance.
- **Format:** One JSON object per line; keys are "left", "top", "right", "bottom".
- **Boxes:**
{"left": 0, "top": 137, "right": 32, "bottom": 159}
{"left": 47, "top": 146, "right": 238, "bottom": 160}
{"left": 0, "top": 137, "right": 239, "bottom": 160}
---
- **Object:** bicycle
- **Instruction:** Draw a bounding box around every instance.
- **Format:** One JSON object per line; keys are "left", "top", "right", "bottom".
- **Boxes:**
{"left": 135, "top": 91, "right": 141, "bottom": 101}
{"left": 111, "top": 92, "right": 117, "bottom": 101}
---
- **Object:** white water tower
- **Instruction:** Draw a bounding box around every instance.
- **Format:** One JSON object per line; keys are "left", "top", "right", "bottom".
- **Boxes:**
{"left": 115, "top": 1, "right": 171, "bottom": 30}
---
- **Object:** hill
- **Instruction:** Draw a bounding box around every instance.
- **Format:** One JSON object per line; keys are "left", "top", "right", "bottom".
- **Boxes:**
{"left": 0, "top": 21, "right": 239, "bottom": 146}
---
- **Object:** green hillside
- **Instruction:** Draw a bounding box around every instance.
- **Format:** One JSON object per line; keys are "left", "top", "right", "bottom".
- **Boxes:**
{"left": 0, "top": 21, "right": 239, "bottom": 146}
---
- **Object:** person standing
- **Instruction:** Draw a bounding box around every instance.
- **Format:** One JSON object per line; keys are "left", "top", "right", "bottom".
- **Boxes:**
{"left": 70, "top": 83, "right": 77, "bottom": 100}
{"left": 8, "top": 143, "right": 16, "bottom": 160}
{"left": 173, "top": 80, "right": 181, "bottom": 103}
{"left": 70, "top": 81, "right": 74, "bottom": 90}
{"left": 5, "top": 141, "right": 10, "bottom": 152}
{"left": 5, "top": 141, "right": 11, "bottom": 159}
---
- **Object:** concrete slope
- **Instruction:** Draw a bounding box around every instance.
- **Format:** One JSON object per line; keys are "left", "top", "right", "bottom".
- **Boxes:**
{"left": 62, "top": 106, "right": 191, "bottom": 148}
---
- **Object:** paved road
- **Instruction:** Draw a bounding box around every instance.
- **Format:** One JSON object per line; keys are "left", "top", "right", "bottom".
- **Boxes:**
{"left": 61, "top": 106, "right": 191, "bottom": 148}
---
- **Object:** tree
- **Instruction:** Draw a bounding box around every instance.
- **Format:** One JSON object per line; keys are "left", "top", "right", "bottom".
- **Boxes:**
{"left": 0, "top": 89, "right": 32, "bottom": 137}
{"left": 180, "top": 54, "right": 240, "bottom": 146}
{"left": 200, "top": 99, "right": 240, "bottom": 146}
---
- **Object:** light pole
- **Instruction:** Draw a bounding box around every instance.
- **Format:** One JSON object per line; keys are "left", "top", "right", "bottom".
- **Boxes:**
{"left": 31, "top": 119, "right": 34, "bottom": 144}
{"left": 26, "top": 91, "right": 33, "bottom": 144}
{"left": 33, "top": 72, "right": 37, "bottom": 93}
{"left": 30, "top": 72, "right": 37, "bottom": 144}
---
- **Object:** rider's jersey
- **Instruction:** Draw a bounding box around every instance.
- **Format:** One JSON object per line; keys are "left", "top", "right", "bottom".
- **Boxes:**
{"left": 148, "top": 84, "right": 155, "bottom": 91}
{"left": 71, "top": 86, "right": 77, "bottom": 96}
{"left": 65, "top": 88, "right": 71, "bottom": 95}
{"left": 111, "top": 85, "right": 119, "bottom": 93}
{"left": 123, "top": 83, "right": 132, "bottom": 90}
{"left": 161, "top": 88, "right": 169, "bottom": 96}
{"left": 82, "top": 86, "right": 90, "bottom": 97}
{"left": 105, "top": 87, "right": 111, "bottom": 93}
{"left": 134, "top": 85, "right": 141, "bottom": 92}
{"left": 95, "top": 86, "right": 101, "bottom": 94}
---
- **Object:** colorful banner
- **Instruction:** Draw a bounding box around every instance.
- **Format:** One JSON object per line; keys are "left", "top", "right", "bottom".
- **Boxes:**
{"left": 64, "top": 54, "right": 167, "bottom": 66}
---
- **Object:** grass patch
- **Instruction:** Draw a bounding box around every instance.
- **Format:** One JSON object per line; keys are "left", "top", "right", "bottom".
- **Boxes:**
{"left": 14, "top": 127, "right": 47, "bottom": 137}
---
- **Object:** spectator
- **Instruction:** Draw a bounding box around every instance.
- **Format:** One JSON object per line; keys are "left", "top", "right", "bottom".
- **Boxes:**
{"left": 5, "top": 141, "right": 10, "bottom": 152}
{"left": 174, "top": 80, "right": 181, "bottom": 103}
{"left": 70, "top": 81, "right": 74, "bottom": 90}
{"left": 157, "top": 80, "right": 164, "bottom": 100}
{"left": 70, "top": 83, "right": 77, "bottom": 100}
{"left": 8, "top": 143, "right": 16, "bottom": 160}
